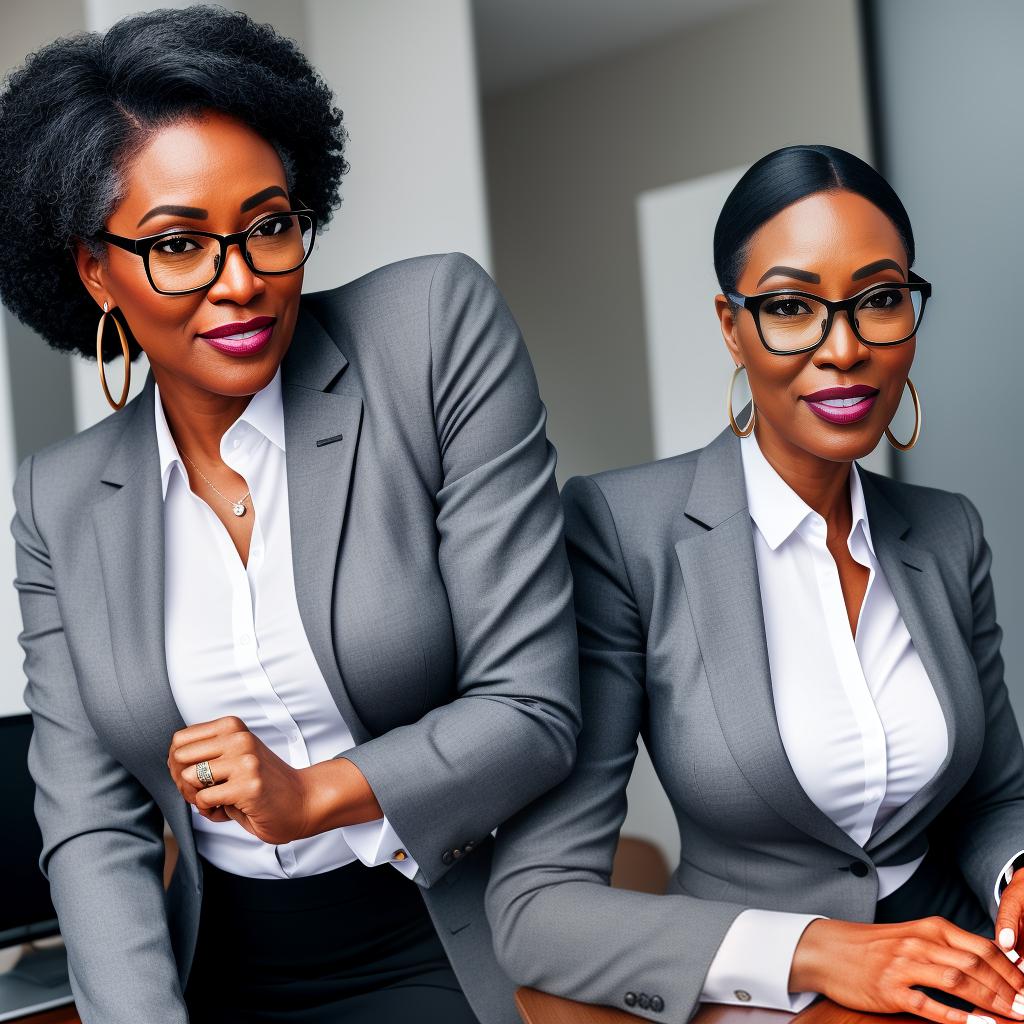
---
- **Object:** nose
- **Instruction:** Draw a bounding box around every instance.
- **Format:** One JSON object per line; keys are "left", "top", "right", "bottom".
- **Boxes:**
{"left": 205, "top": 241, "right": 265, "bottom": 305}
{"left": 813, "top": 307, "right": 869, "bottom": 371}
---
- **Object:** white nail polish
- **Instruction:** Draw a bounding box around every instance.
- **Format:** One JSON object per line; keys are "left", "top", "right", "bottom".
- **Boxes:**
{"left": 969, "top": 1014, "right": 997, "bottom": 1024}
{"left": 1013, "top": 993, "right": 1024, "bottom": 1014}
{"left": 1001, "top": 928, "right": 1017, "bottom": 949}
{"left": 1006, "top": 947, "right": 1021, "bottom": 964}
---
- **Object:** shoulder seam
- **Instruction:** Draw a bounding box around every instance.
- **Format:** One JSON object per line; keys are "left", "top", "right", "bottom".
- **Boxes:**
{"left": 581, "top": 475, "right": 644, "bottom": 640}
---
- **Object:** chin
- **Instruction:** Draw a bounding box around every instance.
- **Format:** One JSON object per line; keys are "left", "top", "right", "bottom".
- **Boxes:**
{"left": 802, "top": 429, "right": 881, "bottom": 464}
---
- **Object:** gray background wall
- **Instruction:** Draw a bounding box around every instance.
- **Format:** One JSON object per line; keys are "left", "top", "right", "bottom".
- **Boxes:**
{"left": 870, "top": 0, "right": 1024, "bottom": 724}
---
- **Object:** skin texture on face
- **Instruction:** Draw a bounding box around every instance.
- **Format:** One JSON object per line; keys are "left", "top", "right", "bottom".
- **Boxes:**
{"left": 715, "top": 189, "right": 916, "bottom": 499}
{"left": 73, "top": 108, "right": 303, "bottom": 463}
{"left": 713, "top": 188, "right": 918, "bottom": 635}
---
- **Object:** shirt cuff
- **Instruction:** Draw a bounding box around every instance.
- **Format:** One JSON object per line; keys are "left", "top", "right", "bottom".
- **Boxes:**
{"left": 995, "top": 849, "right": 1024, "bottom": 907}
{"left": 341, "top": 815, "right": 419, "bottom": 880}
{"left": 700, "top": 908, "right": 827, "bottom": 1011}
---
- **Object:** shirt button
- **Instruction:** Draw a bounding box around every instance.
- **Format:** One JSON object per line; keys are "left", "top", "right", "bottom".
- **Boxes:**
{"left": 392, "top": 849, "right": 407, "bottom": 861}
{"left": 735, "top": 990, "right": 752, "bottom": 1002}
{"left": 232, "top": 438, "right": 241, "bottom": 449}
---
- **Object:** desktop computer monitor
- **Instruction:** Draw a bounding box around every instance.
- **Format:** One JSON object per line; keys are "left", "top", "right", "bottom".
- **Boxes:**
{"left": 0, "top": 714, "right": 59, "bottom": 950}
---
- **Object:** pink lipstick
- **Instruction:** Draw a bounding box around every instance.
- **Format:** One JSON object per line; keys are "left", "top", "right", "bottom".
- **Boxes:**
{"left": 801, "top": 384, "right": 879, "bottom": 425}
{"left": 197, "top": 316, "right": 276, "bottom": 356}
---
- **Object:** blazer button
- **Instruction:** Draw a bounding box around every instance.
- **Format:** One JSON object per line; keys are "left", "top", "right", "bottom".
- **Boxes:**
{"left": 651, "top": 995, "right": 664, "bottom": 1012}
{"left": 452, "top": 847, "right": 463, "bottom": 859}
{"left": 441, "top": 850, "right": 454, "bottom": 865}
{"left": 735, "top": 990, "right": 752, "bottom": 1002}
{"left": 850, "top": 861, "right": 870, "bottom": 877}
{"left": 465, "top": 839, "right": 476, "bottom": 851}
{"left": 624, "top": 992, "right": 637, "bottom": 1007}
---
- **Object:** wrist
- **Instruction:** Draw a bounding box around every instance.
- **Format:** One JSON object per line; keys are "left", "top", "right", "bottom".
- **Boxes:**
{"left": 789, "top": 918, "right": 834, "bottom": 994}
{"left": 300, "top": 758, "right": 383, "bottom": 835}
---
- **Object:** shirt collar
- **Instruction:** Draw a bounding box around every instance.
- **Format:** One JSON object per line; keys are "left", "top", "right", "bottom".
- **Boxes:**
{"left": 738, "top": 428, "right": 875, "bottom": 557}
{"left": 153, "top": 364, "right": 286, "bottom": 500}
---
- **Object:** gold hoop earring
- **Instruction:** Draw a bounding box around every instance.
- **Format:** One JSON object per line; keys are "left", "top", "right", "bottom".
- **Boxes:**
{"left": 727, "top": 364, "right": 755, "bottom": 437}
{"left": 884, "top": 376, "right": 922, "bottom": 451}
{"left": 96, "top": 301, "right": 131, "bottom": 411}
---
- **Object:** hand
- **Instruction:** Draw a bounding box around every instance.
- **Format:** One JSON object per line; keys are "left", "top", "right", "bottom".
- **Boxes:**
{"left": 996, "top": 871, "right": 1024, "bottom": 963}
{"left": 790, "top": 916, "right": 1024, "bottom": 1024}
{"left": 167, "top": 716, "right": 317, "bottom": 845}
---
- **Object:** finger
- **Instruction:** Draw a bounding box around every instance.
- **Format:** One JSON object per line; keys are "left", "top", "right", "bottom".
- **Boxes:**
{"left": 941, "top": 926, "right": 1024, "bottom": 995}
{"left": 897, "top": 984, "right": 976, "bottom": 1024}
{"left": 170, "top": 736, "right": 231, "bottom": 770}
{"left": 997, "top": 888, "right": 1024, "bottom": 952}
{"left": 911, "top": 958, "right": 1024, "bottom": 1020}
{"left": 177, "top": 753, "right": 233, "bottom": 792}
{"left": 167, "top": 716, "right": 250, "bottom": 757}
{"left": 195, "top": 779, "right": 244, "bottom": 811}
{"left": 933, "top": 942, "right": 1024, "bottom": 1007}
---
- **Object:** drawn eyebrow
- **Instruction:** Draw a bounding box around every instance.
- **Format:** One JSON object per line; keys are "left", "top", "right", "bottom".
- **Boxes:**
{"left": 756, "top": 265, "right": 821, "bottom": 287}
{"left": 137, "top": 204, "right": 206, "bottom": 228}
{"left": 851, "top": 258, "right": 905, "bottom": 281}
{"left": 136, "top": 186, "right": 289, "bottom": 228}
{"left": 240, "top": 185, "right": 289, "bottom": 212}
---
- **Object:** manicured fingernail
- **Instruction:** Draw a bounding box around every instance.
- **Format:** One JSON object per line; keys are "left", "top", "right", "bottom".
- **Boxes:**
{"left": 969, "top": 1014, "right": 997, "bottom": 1024}
{"left": 1002, "top": 928, "right": 1018, "bottom": 949}
{"left": 1013, "top": 993, "right": 1024, "bottom": 1015}
{"left": 1005, "top": 946, "right": 1021, "bottom": 964}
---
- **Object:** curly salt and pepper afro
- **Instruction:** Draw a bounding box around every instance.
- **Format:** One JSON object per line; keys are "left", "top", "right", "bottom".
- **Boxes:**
{"left": 0, "top": 4, "right": 350, "bottom": 362}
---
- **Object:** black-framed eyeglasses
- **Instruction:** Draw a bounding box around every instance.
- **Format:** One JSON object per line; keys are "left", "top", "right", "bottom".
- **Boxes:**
{"left": 94, "top": 207, "right": 318, "bottom": 295}
{"left": 727, "top": 270, "right": 932, "bottom": 355}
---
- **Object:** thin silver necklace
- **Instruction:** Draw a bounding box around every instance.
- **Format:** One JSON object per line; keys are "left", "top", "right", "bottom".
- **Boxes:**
{"left": 179, "top": 449, "right": 251, "bottom": 517}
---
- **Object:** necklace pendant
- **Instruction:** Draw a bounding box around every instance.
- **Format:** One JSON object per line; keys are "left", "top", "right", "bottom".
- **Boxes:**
{"left": 232, "top": 503, "right": 246, "bottom": 517}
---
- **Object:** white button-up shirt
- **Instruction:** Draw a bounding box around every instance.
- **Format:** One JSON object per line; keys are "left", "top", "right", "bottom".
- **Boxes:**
{"left": 155, "top": 365, "right": 417, "bottom": 881}
{"left": 702, "top": 428, "right": 952, "bottom": 1010}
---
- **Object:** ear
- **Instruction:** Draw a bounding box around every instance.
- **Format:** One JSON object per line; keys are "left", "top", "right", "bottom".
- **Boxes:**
{"left": 70, "top": 238, "right": 110, "bottom": 310}
{"left": 714, "top": 292, "right": 744, "bottom": 366}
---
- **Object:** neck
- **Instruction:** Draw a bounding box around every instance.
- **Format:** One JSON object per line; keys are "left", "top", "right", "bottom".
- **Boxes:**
{"left": 751, "top": 416, "right": 854, "bottom": 545}
{"left": 152, "top": 364, "right": 253, "bottom": 465}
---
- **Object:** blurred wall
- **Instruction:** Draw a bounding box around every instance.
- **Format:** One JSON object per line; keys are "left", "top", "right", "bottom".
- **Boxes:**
{"left": 482, "top": 0, "right": 873, "bottom": 865}
{"left": 483, "top": 0, "right": 873, "bottom": 485}
{"left": 868, "top": 0, "right": 1024, "bottom": 719}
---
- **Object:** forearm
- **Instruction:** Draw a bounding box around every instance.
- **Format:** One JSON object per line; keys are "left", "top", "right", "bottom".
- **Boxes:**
{"left": 341, "top": 692, "right": 577, "bottom": 883}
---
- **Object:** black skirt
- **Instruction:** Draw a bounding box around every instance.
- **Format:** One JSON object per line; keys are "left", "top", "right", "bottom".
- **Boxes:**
{"left": 183, "top": 854, "right": 479, "bottom": 1024}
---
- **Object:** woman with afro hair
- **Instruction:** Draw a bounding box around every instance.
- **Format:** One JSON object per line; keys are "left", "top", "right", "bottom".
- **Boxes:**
{"left": 0, "top": 7, "right": 579, "bottom": 1024}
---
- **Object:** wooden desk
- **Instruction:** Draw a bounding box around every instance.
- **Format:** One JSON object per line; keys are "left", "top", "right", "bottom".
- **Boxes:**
{"left": 516, "top": 988, "right": 1018, "bottom": 1024}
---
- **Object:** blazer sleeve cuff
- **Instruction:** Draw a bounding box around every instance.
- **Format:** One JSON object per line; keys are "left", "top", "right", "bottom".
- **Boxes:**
{"left": 341, "top": 815, "right": 420, "bottom": 880}
{"left": 700, "top": 908, "right": 827, "bottom": 1011}
{"left": 994, "top": 848, "right": 1024, "bottom": 907}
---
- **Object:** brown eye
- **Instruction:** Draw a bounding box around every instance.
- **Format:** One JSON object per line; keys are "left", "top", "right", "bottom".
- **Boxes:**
{"left": 764, "top": 297, "right": 814, "bottom": 317}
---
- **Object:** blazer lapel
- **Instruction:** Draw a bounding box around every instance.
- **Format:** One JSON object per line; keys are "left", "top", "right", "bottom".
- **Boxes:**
{"left": 857, "top": 470, "right": 983, "bottom": 855}
{"left": 90, "top": 384, "right": 187, "bottom": 778}
{"left": 89, "top": 300, "right": 371, "bottom": 817}
{"left": 279, "top": 305, "right": 369, "bottom": 743}
{"left": 674, "top": 422, "right": 865, "bottom": 861}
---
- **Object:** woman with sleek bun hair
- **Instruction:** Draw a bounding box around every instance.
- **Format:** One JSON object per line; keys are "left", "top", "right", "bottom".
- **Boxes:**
{"left": 487, "top": 143, "right": 1024, "bottom": 1024}
{"left": 0, "top": 6, "right": 579, "bottom": 1024}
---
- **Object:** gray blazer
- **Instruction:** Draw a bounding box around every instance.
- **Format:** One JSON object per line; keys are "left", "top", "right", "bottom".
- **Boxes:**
{"left": 486, "top": 415, "right": 1024, "bottom": 1023}
{"left": 10, "top": 252, "right": 580, "bottom": 1024}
